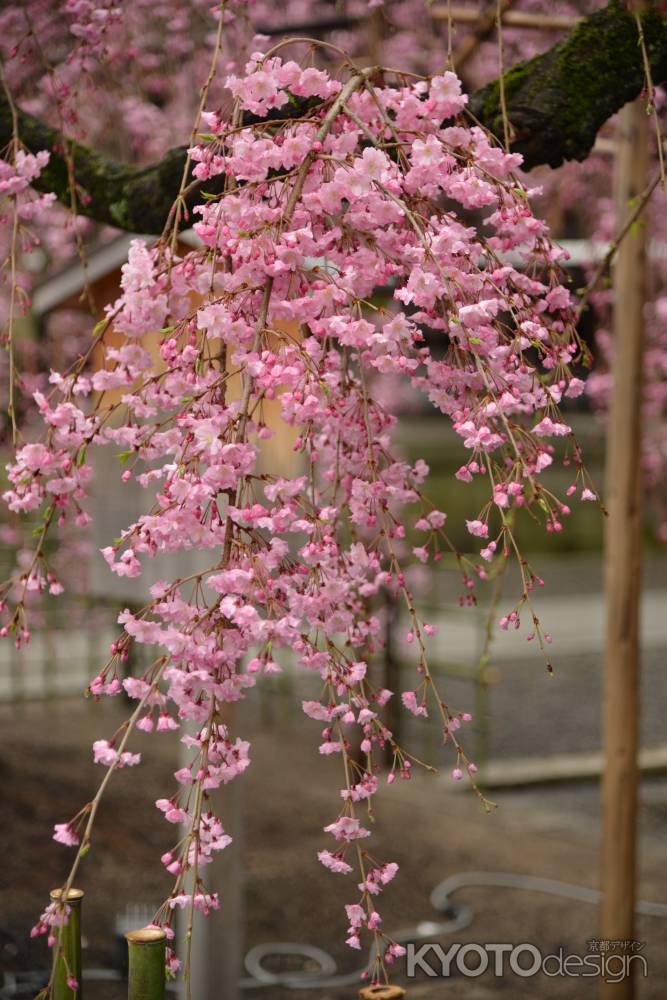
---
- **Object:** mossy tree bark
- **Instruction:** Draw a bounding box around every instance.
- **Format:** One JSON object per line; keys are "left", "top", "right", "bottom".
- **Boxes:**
{"left": 469, "top": 0, "right": 667, "bottom": 169}
{"left": 1, "top": 0, "right": 665, "bottom": 234}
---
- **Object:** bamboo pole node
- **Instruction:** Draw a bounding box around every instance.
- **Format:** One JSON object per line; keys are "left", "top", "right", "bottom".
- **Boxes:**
{"left": 125, "top": 928, "right": 167, "bottom": 944}
{"left": 359, "top": 986, "right": 406, "bottom": 999}
{"left": 50, "top": 888, "right": 84, "bottom": 902}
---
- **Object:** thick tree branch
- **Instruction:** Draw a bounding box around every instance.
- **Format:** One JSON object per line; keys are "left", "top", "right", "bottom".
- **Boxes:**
{"left": 0, "top": 97, "right": 190, "bottom": 232}
{"left": 2, "top": 0, "right": 665, "bottom": 234}
{"left": 469, "top": 0, "right": 667, "bottom": 169}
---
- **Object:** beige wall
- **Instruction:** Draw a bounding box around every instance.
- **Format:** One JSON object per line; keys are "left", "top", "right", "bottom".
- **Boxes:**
{"left": 51, "top": 262, "right": 303, "bottom": 600}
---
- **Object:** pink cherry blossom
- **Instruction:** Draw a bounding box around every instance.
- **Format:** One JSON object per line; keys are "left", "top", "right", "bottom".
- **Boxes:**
{"left": 0, "top": 47, "right": 596, "bottom": 975}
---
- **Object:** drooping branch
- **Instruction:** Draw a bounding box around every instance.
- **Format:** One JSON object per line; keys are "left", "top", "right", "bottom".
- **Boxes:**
{"left": 1, "top": 0, "right": 666, "bottom": 234}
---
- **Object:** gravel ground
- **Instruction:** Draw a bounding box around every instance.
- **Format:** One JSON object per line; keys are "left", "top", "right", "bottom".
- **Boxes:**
{"left": 1, "top": 696, "right": 666, "bottom": 1000}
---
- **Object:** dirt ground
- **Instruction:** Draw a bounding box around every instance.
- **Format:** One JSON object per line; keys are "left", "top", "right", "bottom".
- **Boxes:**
{"left": 1, "top": 696, "right": 666, "bottom": 999}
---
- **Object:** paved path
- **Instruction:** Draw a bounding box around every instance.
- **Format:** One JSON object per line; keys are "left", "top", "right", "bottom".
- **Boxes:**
{"left": 420, "top": 588, "right": 667, "bottom": 664}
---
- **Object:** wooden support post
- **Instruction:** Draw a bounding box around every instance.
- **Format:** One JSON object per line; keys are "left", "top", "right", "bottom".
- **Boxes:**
{"left": 177, "top": 708, "right": 243, "bottom": 1000}
{"left": 180, "top": 782, "right": 243, "bottom": 1000}
{"left": 599, "top": 99, "right": 649, "bottom": 1000}
{"left": 50, "top": 888, "right": 83, "bottom": 1000}
{"left": 126, "top": 927, "right": 166, "bottom": 1000}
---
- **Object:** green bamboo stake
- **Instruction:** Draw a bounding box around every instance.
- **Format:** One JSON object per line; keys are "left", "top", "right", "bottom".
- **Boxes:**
{"left": 50, "top": 888, "right": 83, "bottom": 1000}
{"left": 125, "top": 927, "right": 167, "bottom": 1000}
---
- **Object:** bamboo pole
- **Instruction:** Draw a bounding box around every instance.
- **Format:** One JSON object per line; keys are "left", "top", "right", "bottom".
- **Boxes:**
{"left": 50, "top": 888, "right": 83, "bottom": 1000}
{"left": 125, "top": 927, "right": 167, "bottom": 1000}
{"left": 431, "top": 5, "right": 579, "bottom": 30}
{"left": 599, "top": 99, "right": 649, "bottom": 1000}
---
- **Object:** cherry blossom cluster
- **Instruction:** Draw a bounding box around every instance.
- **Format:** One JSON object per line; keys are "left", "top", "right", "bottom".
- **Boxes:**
{"left": 0, "top": 147, "right": 56, "bottom": 344}
{"left": 9, "top": 1, "right": 662, "bottom": 540}
{"left": 9, "top": 52, "right": 590, "bottom": 989}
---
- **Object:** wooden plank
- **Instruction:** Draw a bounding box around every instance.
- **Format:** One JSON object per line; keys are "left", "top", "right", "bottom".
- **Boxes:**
{"left": 457, "top": 745, "right": 667, "bottom": 790}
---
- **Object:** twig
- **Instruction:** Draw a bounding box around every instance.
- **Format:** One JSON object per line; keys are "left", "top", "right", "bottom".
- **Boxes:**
{"left": 634, "top": 9, "right": 666, "bottom": 189}
{"left": 0, "top": 58, "right": 21, "bottom": 443}
{"left": 577, "top": 170, "right": 662, "bottom": 318}
{"left": 496, "top": 0, "right": 511, "bottom": 151}
{"left": 164, "top": 1, "right": 228, "bottom": 251}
